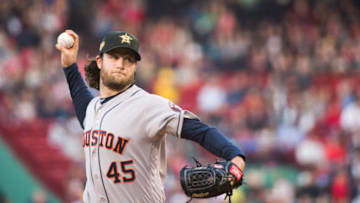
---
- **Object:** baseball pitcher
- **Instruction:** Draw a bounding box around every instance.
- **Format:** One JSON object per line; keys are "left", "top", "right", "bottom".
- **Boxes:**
{"left": 55, "top": 30, "right": 246, "bottom": 203}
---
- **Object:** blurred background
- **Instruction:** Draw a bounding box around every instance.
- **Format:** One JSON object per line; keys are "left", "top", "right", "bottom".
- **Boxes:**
{"left": 0, "top": 0, "right": 360, "bottom": 202}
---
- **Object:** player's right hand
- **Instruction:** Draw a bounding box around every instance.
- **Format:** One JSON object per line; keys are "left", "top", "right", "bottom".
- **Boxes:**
{"left": 55, "top": 29, "right": 79, "bottom": 67}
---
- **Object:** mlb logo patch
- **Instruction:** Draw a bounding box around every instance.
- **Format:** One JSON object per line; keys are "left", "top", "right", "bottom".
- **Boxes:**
{"left": 168, "top": 101, "right": 182, "bottom": 112}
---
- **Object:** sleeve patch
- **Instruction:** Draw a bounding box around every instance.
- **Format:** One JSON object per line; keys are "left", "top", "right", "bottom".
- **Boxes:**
{"left": 168, "top": 101, "right": 182, "bottom": 112}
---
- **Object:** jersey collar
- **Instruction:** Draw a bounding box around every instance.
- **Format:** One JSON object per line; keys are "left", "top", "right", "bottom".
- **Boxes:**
{"left": 100, "top": 83, "right": 135, "bottom": 104}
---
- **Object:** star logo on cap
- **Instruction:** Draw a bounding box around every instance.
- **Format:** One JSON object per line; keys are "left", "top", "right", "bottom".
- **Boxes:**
{"left": 119, "top": 33, "right": 132, "bottom": 44}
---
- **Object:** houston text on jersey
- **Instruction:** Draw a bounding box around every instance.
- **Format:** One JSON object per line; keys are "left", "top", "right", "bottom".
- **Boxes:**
{"left": 82, "top": 130, "right": 129, "bottom": 154}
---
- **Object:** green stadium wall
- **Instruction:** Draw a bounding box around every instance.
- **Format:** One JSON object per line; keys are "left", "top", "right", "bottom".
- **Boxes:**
{"left": 0, "top": 137, "right": 60, "bottom": 203}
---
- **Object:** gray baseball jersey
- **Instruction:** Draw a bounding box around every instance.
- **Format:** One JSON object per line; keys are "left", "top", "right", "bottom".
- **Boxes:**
{"left": 81, "top": 84, "right": 197, "bottom": 203}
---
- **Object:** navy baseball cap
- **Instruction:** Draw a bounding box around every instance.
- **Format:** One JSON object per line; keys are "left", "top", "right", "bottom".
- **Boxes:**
{"left": 98, "top": 31, "right": 141, "bottom": 61}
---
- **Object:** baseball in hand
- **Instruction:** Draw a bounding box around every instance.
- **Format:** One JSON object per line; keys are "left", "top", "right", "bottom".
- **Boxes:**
{"left": 57, "top": 32, "right": 74, "bottom": 48}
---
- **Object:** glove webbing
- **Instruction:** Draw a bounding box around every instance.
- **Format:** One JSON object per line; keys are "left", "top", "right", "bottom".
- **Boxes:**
{"left": 185, "top": 158, "right": 233, "bottom": 203}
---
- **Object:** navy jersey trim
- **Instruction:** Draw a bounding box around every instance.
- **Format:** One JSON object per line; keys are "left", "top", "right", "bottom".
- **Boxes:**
{"left": 130, "top": 89, "right": 141, "bottom": 97}
{"left": 94, "top": 99, "right": 100, "bottom": 113}
{"left": 89, "top": 99, "right": 100, "bottom": 187}
{"left": 97, "top": 137, "right": 110, "bottom": 202}
{"left": 100, "top": 83, "right": 135, "bottom": 105}
{"left": 89, "top": 100, "right": 100, "bottom": 186}
{"left": 89, "top": 143, "right": 95, "bottom": 184}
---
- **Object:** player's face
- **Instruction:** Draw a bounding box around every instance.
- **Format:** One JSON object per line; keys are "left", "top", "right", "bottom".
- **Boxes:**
{"left": 98, "top": 48, "right": 138, "bottom": 91}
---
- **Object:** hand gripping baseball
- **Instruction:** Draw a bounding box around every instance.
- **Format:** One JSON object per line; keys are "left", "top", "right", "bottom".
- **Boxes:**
{"left": 55, "top": 30, "right": 79, "bottom": 67}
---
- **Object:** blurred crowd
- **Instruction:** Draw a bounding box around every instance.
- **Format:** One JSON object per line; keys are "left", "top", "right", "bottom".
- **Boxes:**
{"left": 1, "top": 0, "right": 360, "bottom": 202}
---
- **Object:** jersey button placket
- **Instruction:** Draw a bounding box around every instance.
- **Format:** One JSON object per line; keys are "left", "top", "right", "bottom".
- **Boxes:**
{"left": 95, "top": 106, "right": 105, "bottom": 199}
{"left": 96, "top": 108, "right": 102, "bottom": 125}
{"left": 95, "top": 108, "right": 102, "bottom": 157}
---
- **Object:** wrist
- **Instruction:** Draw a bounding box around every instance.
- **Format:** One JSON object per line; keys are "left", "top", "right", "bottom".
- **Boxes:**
{"left": 231, "top": 156, "right": 245, "bottom": 171}
{"left": 63, "top": 62, "right": 76, "bottom": 69}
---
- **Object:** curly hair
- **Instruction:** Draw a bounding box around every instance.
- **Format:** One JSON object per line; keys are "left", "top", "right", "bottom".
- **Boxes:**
{"left": 84, "top": 56, "right": 101, "bottom": 90}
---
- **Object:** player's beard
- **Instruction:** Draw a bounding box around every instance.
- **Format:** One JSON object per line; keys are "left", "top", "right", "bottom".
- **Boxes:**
{"left": 100, "top": 69, "right": 134, "bottom": 92}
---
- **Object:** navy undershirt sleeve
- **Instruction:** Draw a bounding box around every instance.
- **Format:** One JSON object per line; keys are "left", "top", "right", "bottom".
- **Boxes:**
{"left": 181, "top": 118, "right": 246, "bottom": 161}
{"left": 63, "top": 63, "right": 94, "bottom": 129}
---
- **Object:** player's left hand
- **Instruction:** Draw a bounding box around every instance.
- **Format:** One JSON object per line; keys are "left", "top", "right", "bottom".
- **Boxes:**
{"left": 231, "top": 156, "right": 245, "bottom": 171}
{"left": 229, "top": 156, "right": 245, "bottom": 186}
{"left": 180, "top": 159, "right": 244, "bottom": 201}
